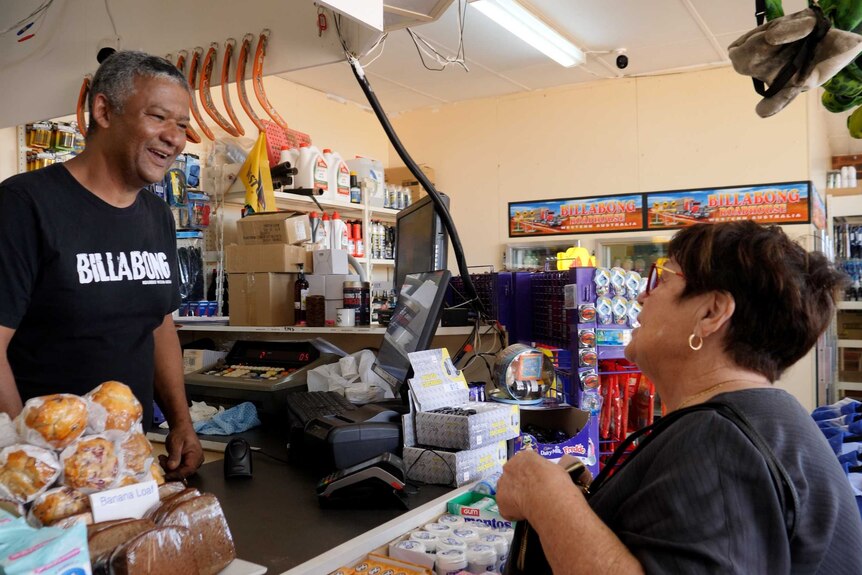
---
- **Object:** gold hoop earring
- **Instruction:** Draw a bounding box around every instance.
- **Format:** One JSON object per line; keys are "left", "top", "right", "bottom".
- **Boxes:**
{"left": 688, "top": 333, "right": 703, "bottom": 351}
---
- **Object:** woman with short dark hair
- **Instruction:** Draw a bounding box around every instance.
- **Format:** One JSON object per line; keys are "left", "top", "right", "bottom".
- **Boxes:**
{"left": 497, "top": 221, "right": 862, "bottom": 574}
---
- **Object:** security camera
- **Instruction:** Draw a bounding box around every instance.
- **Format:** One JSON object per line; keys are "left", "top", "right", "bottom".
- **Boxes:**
{"left": 96, "top": 37, "right": 120, "bottom": 64}
{"left": 615, "top": 49, "right": 628, "bottom": 70}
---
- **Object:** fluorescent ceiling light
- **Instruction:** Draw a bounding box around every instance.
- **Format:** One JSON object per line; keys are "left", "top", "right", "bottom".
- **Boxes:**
{"left": 471, "top": 0, "right": 585, "bottom": 67}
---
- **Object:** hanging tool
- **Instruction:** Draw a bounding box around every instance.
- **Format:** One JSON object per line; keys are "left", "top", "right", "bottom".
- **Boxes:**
{"left": 188, "top": 48, "right": 216, "bottom": 141}
{"left": 200, "top": 43, "right": 240, "bottom": 136}
{"left": 76, "top": 75, "right": 91, "bottom": 138}
{"left": 221, "top": 39, "right": 245, "bottom": 136}
{"left": 252, "top": 29, "right": 288, "bottom": 131}
{"left": 236, "top": 34, "right": 267, "bottom": 132}
{"left": 175, "top": 51, "right": 203, "bottom": 144}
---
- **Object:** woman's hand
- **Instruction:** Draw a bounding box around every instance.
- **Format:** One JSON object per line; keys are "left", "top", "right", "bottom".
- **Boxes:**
{"left": 497, "top": 450, "right": 568, "bottom": 521}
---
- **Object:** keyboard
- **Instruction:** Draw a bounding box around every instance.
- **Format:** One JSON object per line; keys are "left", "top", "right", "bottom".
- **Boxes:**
{"left": 288, "top": 391, "right": 357, "bottom": 428}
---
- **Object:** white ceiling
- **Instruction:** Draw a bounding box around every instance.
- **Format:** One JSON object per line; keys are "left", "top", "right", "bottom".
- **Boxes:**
{"left": 282, "top": 0, "right": 862, "bottom": 157}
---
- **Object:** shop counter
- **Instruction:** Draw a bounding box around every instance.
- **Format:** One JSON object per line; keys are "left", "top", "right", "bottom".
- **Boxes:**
{"left": 187, "top": 448, "right": 452, "bottom": 574}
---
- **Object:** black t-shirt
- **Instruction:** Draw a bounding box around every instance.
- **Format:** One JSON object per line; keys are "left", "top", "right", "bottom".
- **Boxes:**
{"left": 0, "top": 164, "right": 180, "bottom": 429}
{"left": 589, "top": 388, "right": 862, "bottom": 574}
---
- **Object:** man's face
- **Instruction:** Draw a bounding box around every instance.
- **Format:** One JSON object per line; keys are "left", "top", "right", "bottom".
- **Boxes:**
{"left": 106, "top": 75, "right": 190, "bottom": 189}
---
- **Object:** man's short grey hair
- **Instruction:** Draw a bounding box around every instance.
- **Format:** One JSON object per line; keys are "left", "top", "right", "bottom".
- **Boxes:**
{"left": 87, "top": 51, "right": 189, "bottom": 134}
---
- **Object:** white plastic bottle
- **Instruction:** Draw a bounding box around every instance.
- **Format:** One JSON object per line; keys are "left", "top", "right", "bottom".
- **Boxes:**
{"left": 323, "top": 148, "right": 351, "bottom": 202}
{"left": 278, "top": 146, "right": 299, "bottom": 189}
{"left": 296, "top": 143, "right": 329, "bottom": 194}
{"left": 330, "top": 211, "right": 348, "bottom": 251}
{"left": 435, "top": 549, "right": 467, "bottom": 575}
{"left": 320, "top": 212, "right": 331, "bottom": 249}
{"left": 465, "top": 543, "right": 497, "bottom": 573}
{"left": 346, "top": 156, "right": 384, "bottom": 206}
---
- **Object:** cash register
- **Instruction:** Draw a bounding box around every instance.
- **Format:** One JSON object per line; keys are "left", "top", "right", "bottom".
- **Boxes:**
{"left": 184, "top": 339, "right": 342, "bottom": 420}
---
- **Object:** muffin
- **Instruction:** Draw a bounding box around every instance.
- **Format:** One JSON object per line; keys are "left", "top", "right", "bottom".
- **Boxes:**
{"left": 87, "top": 381, "right": 142, "bottom": 432}
{"left": 60, "top": 435, "right": 120, "bottom": 493}
{"left": 0, "top": 445, "right": 61, "bottom": 503}
{"left": 30, "top": 485, "right": 90, "bottom": 526}
{"left": 120, "top": 432, "right": 152, "bottom": 476}
{"left": 17, "top": 394, "right": 88, "bottom": 450}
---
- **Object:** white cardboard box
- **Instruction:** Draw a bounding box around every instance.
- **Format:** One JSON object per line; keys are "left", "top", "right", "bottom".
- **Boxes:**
{"left": 312, "top": 249, "right": 349, "bottom": 275}
{"left": 415, "top": 402, "right": 520, "bottom": 451}
{"left": 307, "top": 273, "right": 360, "bottom": 300}
{"left": 402, "top": 435, "right": 509, "bottom": 487}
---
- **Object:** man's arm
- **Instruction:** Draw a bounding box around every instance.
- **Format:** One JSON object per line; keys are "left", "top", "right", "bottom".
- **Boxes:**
{"left": 0, "top": 326, "right": 23, "bottom": 417}
{"left": 152, "top": 313, "right": 203, "bottom": 479}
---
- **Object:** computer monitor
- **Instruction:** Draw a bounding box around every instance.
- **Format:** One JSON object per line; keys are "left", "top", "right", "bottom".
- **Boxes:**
{"left": 394, "top": 193, "right": 449, "bottom": 293}
{"left": 372, "top": 270, "right": 452, "bottom": 399}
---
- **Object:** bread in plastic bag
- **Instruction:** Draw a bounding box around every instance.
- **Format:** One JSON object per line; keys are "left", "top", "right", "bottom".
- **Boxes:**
{"left": 159, "top": 493, "right": 236, "bottom": 575}
{"left": 86, "top": 380, "right": 143, "bottom": 433}
{"left": 88, "top": 518, "right": 156, "bottom": 572}
{"left": 59, "top": 432, "right": 122, "bottom": 493}
{"left": 109, "top": 525, "right": 199, "bottom": 575}
{"left": 28, "top": 485, "right": 90, "bottom": 527}
{"left": 0, "top": 413, "right": 19, "bottom": 449}
{"left": 16, "top": 394, "right": 88, "bottom": 450}
{"left": 119, "top": 431, "right": 153, "bottom": 477}
{"left": 0, "top": 444, "right": 61, "bottom": 504}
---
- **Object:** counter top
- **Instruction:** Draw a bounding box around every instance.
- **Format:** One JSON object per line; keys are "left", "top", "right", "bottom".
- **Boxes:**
{"left": 187, "top": 442, "right": 451, "bottom": 574}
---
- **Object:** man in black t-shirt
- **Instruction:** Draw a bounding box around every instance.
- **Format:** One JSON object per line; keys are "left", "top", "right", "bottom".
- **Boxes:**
{"left": 0, "top": 51, "right": 203, "bottom": 479}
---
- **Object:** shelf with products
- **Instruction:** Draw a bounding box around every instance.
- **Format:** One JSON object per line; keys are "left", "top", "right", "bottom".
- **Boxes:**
{"left": 17, "top": 122, "right": 84, "bottom": 173}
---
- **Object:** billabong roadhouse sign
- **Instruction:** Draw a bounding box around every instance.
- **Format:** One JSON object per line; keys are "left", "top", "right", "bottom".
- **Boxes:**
{"left": 508, "top": 194, "right": 644, "bottom": 237}
{"left": 644, "top": 182, "right": 810, "bottom": 230}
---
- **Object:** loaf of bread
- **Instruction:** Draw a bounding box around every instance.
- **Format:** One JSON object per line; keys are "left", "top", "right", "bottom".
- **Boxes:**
{"left": 29, "top": 485, "right": 90, "bottom": 526}
{"left": 120, "top": 432, "right": 152, "bottom": 476}
{"left": 158, "top": 481, "right": 186, "bottom": 500}
{"left": 60, "top": 434, "right": 120, "bottom": 493}
{"left": 17, "top": 394, "right": 88, "bottom": 450}
{"left": 88, "top": 518, "right": 157, "bottom": 572}
{"left": 86, "top": 381, "right": 143, "bottom": 433}
{"left": 159, "top": 493, "right": 235, "bottom": 575}
{"left": 108, "top": 525, "right": 200, "bottom": 575}
{"left": 51, "top": 511, "right": 92, "bottom": 529}
{"left": 146, "top": 487, "right": 201, "bottom": 523}
{"left": 0, "top": 445, "right": 61, "bottom": 503}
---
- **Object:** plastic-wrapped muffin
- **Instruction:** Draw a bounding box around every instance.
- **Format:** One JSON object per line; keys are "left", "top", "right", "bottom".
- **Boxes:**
{"left": 149, "top": 462, "right": 165, "bottom": 486}
{"left": 120, "top": 432, "right": 152, "bottom": 476}
{"left": 0, "top": 445, "right": 61, "bottom": 504}
{"left": 86, "top": 381, "right": 143, "bottom": 433}
{"left": 29, "top": 485, "right": 90, "bottom": 526}
{"left": 60, "top": 434, "right": 121, "bottom": 493}
{"left": 16, "top": 394, "right": 88, "bottom": 450}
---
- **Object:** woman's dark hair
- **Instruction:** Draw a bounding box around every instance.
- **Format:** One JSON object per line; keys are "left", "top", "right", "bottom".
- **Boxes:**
{"left": 669, "top": 221, "right": 848, "bottom": 382}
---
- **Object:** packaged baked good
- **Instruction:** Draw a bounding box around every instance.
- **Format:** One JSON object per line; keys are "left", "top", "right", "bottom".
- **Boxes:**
{"left": 109, "top": 525, "right": 199, "bottom": 575}
{"left": 150, "top": 462, "right": 165, "bottom": 486}
{"left": 59, "top": 433, "right": 121, "bottom": 493}
{"left": 16, "top": 394, "right": 88, "bottom": 450}
{"left": 0, "top": 444, "right": 61, "bottom": 504}
{"left": 51, "top": 511, "right": 93, "bottom": 529}
{"left": 146, "top": 487, "right": 201, "bottom": 523}
{"left": 0, "top": 413, "right": 18, "bottom": 449}
{"left": 86, "top": 381, "right": 143, "bottom": 433}
{"left": 0, "top": 497, "right": 24, "bottom": 517}
{"left": 29, "top": 485, "right": 90, "bottom": 527}
{"left": 88, "top": 518, "right": 157, "bottom": 572}
{"left": 159, "top": 493, "right": 235, "bottom": 575}
{"left": 119, "top": 432, "right": 153, "bottom": 476}
{"left": 158, "top": 481, "right": 186, "bottom": 500}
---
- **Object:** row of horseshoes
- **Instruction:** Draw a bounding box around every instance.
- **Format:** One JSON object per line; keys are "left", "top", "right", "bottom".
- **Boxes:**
{"left": 77, "top": 30, "right": 287, "bottom": 143}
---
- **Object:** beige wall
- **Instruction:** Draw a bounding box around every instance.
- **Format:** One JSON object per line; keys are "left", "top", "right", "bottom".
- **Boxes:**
{"left": 390, "top": 65, "right": 827, "bottom": 409}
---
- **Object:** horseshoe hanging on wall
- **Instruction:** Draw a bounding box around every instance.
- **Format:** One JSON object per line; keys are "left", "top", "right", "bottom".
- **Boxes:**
{"left": 236, "top": 34, "right": 267, "bottom": 132}
{"left": 174, "top": 51, "right": 203, "bottom": 144}
{"left": 200, "top": 43, "right": 240, "bottom": 136}
{"left": 221, "top": 39, "right": 245, "bottom": 136}
{"left": 187, "top": 48, "right": 215, "bottom": 141}
{"left": 253, "top": 29, "right": 288, "bottom": 131}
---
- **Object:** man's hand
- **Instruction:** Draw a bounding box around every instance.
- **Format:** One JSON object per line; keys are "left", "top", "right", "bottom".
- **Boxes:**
{"left": 160, "top": 421, "right": 204, "bottom": 480}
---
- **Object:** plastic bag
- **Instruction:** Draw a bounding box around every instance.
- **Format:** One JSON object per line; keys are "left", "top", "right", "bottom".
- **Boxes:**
{"left": 0, "top": 444, "right": 61, "bottom": 504}
{"left": 306, "top": 349, "right": 392, "bottom": 402}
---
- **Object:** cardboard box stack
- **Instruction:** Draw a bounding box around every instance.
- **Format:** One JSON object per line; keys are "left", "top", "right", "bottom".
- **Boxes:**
{"left": 227, "top": 212, "right": 313, "bottom": 326}
{"left": 402, "top": 349, "right": 520, "bottom": 487}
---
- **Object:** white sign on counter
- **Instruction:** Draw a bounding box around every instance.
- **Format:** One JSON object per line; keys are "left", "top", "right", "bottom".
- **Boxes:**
{"left": 90, "top": 480, "right": 159, "bottom": 523}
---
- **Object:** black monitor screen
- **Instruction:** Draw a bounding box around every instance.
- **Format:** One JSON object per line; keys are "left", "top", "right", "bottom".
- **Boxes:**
{"left": 372, "top": 270, "right": 452, "bottom": 398}
{"left": 394, "top": 193, "right": 449, "bottom": 293}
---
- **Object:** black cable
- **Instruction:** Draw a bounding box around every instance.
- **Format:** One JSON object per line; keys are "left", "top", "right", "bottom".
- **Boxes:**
{"left": 254, "top": 449, "right": 289, "bottom": 465}
{"left": 405, "top": 447, "right": 456, "bottom": 486}
{"left": 346, "top": 57, "right": 487, "bottom": 318}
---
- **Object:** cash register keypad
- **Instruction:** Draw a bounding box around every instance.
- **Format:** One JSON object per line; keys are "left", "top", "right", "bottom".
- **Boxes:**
{"left": 201, "top": 365, "right": 297, "bottom": 380}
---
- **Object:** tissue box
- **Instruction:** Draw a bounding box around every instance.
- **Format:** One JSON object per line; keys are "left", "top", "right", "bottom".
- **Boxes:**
{"left": 306, "top": 273, "right": 360, "bottom": 300}
{"left": 403, "top": 440, "right": 508, "bottom": 487}
{"left": 514, "top": 406, "right": 599, "bottom": 478}
{"left": 236, "top": 212, "right": 311, "bottom": 245}
{"left": 415, "top": 402, "right": 520, "bottom": 450}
